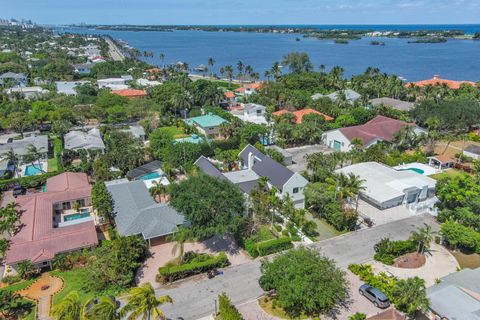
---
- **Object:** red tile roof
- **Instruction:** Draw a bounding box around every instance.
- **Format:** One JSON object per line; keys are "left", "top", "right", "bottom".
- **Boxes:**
{"left": 234, "top": 82, "right": 264, "bottom": 93}
{"left": 339, "top": 115, "right": 413, "bottom": 146}
{"left": 408, "top": 75, "right": 476, "bottom": 89}
{"left": 6, "top": 172, "right": 98, "bottom": 265}
{"left": 111, "top": 89, "right": 148, "bottom": 98}
{"left": 272, "top": 108, "right": 334, "bottom": 123}
{"left": 224, "top": 91, "right": 235, "bottom": 99}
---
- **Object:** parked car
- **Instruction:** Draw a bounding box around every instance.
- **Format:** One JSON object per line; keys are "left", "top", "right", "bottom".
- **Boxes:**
{"left": 359, "top": 284, "right": 390, "bottom": 308}
{"left": 12, "top": 184, "right": 26, "bottom": 197}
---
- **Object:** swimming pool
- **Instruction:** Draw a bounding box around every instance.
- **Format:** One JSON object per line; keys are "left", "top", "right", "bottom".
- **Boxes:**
{"left": 398, "top": 168, "right": 425, "bottom": 175}
{"left": 24, "top": 164, "right": 43, "bottom": 176}
{"left": 139, "top": 172, "right": 161, "bottom": 180}
{"left": 63, "top": 211, "right": 90, "bottom": 222}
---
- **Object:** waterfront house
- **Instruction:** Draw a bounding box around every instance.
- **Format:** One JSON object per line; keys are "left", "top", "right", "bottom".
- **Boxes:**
{"left": 273, "top": 108, "right": 333, "bottom": 124}
{"left": 322, "top": 115, "right": 423, "bottom": 152}
{"left": 0, "top": 72, "right": 28, "bottom": 87}
{"left": 235, "top": 82, "right": 264, "bottom": 96}
{"left": 73, "top": 62, "right": 95, "bottom": 74}
{"left": 232, "top": 103, "right": 268, "bottom": 124}
{"left": 426, "top": 268, "right": 480, "bottom": 320}
{"left": 5, "top": 172, "right": 98, "bottom": 269}
{"left": 195, "top": 144, "right": 308, "bottom": 208}
{"left": 55, "top": 81, "right": 91, "bottom": 95}
{"left": 64, "top": 128, "right": 106, "bottom": 152}
{"left": 407, "top": 75, "right": 476, "bottom": 89}
{"left": 185, "top": 113, "right": 228, "bottom": 137}
{"left": 105, "top": 178, "right": 187, "bottom": 246}
{"left": 369, "top": 97, "right": 415, "bottom": 111}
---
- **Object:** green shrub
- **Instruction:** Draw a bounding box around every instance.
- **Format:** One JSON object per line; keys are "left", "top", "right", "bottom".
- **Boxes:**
{"left": 0, "top": 171, "right": 60, "bottom": 191}
{"left": 158, "top": 252, "right": 229, "bottom": 283}
{"left": 1, "top": 275, "right": 22, "bottom": 285}
{"left": 257, "top": 237, "right": 294, "bottom": 257}
{"left": 217, "top": 292, "right": 244, "bottom": 320}
{"left": 274, "top": 224, "right": 283, "bottom": 232}
{"left": 373, "top": 238, "right": 416, "bottom": 265}
{"left": 349, "top": 313, "right": 367, "bottom": 320}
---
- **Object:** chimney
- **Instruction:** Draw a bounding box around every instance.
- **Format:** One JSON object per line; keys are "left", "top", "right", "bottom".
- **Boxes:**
{"left": 247, "top": 152, "right": 254, "bottom": 169}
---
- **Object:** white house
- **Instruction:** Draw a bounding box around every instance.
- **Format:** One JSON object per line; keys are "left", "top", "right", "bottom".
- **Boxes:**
{"left": 323, "top": 115, "right": 424, "bottom": 152}
{"left": 5, "top": 86, "right": 49, "bottom": 99}
{"left": 97, "top": 78, "right": 128, "bottom": 90}
{"left": 336, "top": 162, "right": 437, "bottom": 210}
{"left": 55, "top": 81, "right": 91, "bottom": 95}
{"left": 232, "top": 103, "right": 268, "bottom": 124}
{"left": 195, "top": 144, "right": 308, "bottom": 208}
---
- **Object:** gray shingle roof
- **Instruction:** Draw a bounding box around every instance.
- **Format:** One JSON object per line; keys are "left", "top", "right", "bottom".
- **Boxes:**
{"left": 64, "top": 128, "right": 105, "bottom": 151}
{"left": 239, "top": 145, "right": 294, "bottom": 189}
{"left": 106, "top": 179, "right": 187, "bottom": 239}
{"left": 0, "top": 72, "right": 27, "bottom": 79}
{"left": 126, "top": 160, "right": 163, "bottom": 180}
{"left": 194, "top": 156, "right": 226, "bottom": 180}
{"left": 327, "top": 89, "right": 361, "bottom": 102}
{"left": 0, "top": 135, "right": 48, "bottom": 157}
{"left": 369, "top": 97, "right": 415, "bottom": 111}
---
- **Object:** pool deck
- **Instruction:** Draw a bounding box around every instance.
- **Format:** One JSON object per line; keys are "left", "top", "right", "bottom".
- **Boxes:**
{"left": 393, "top": 162, "right": 439, "bottom": 176}
{"left": 18, "top": 160, "right": 48, "bottom": 177}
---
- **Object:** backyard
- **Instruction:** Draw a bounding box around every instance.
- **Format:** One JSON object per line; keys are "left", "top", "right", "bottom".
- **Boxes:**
{"left": 430, "top": 168, "right": 468, "bottom": 180}
{"left": 47, "top": 137, "right": 63, "bottom": 172}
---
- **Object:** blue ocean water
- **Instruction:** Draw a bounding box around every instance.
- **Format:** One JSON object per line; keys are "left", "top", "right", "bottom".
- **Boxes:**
{"left": 59, "top": 25, "right": 480, "bottom": 81}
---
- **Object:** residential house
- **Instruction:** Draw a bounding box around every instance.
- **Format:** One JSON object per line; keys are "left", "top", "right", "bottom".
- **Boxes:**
{"left": 55, "top": 81, "right": 91, "bottom": 95}
{"left": 336, "top": 162, "right": 437, "bottom": 210}
{"left": 311, "top": 93, "right": 325, "bottom": 101}
{"left": 265, "top": 145, "right": 293, "bottom": 166}
{"left": 367, "top": 309, "right": 406, "bottom": 320}
{"left": 136, "top": 78, "right": 162, "bottom": 87}
{"left": 121, "top": 125, "right": 146, "bottom": 141}
{"left": 369, "top": 97, "right": 415, "bottom": 112}
{"left": 408, "top": 75, "right": 476, "bottom": 89}
{"left": 105, "top": 179, "right": 187, "bottom": 246}
{"left": 111, "top": 89, "right": 148, "bottom": 99}
{"left": 125, "top": 160, "right": 169, "bottom": 189}
{"left": 73, "top": 62, "right": 95, "bottom": 75}
{"left": 322, "top": 115, "right": 424, "bottom": 152}
{"left": 185, "top": 113, "right": 228, "bottom": 137}
{"left": 5, "top": 172, "right": 98, "bottom": 268}
{"left": 0, "top": 72, "right": 28, "bottom": 87}
{"left": 223, "top": 90, "right": 236, "bottom": 107}
{"left": 97, "top": 78, "right": 128, "bottom": 90}
{"left": 235, "top": 82, "right": 264, "bottom": 96}
{"left": 326, "top": 89, "right": 361, "bottom": 103}
{"left": 273, "top": 108, "right": 334, "bottom": 124}
{"left": 463, "top": 144, "right": 480, "bottom": 160}
{"left": 0, "top": 134, "right": 48, "bottom": 163}
{"left": 5, "top": 86, "right": 49, "bottom": 99}
{"left": 232, "top": 103, "right": 268, "bottom": 124}
{"left": 426, "top": 268, "right": 480, "bottom": 320}
{"left": 64, "top": 128, "right": 106, "bottom": 152}
{"left": 195, "top": 144, "right": 308, "bottom": 208}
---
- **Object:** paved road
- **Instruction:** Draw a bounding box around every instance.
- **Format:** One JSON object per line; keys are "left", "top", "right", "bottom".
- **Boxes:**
{"left": 155, "top": 214, "right": 438, "bottom": 320}
{"left": 105, "top": 38, "right": 125, "bottom": 61}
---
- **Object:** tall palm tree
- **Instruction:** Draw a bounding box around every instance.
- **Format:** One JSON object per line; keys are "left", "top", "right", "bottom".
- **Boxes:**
{"left": 170, "top": 93, "right": 192, "bottom": 117}
{"left": 84, "top": 296, "right": 119, "bottom": 320}
{"left": 120, "top": 283, "right": 172, "bottom": 320}
{"left": 410, "top": 223, "right": 437, "bottom": 255}
{"left": 224, "top": 65, "right": 234, "bottom": 84}
{"left": 2, "top": 148, "right": 19, "bottom": 178}
{"left": 25, "top": 144, "right": 46, "bottom": 173}
{"left": 149, "top": 181, "right": 168, "bottom": 203}
{"left": 207, "top": 57, "right": 215, "bottom": 77}
{"left": 168, "top": 227, "right": 191, "bottom": 263}
{"left": 51, "top": 291, "right": 82, "bottom": 320}
{"left": 159, "top": 53, "right": 165, "bottom": 68}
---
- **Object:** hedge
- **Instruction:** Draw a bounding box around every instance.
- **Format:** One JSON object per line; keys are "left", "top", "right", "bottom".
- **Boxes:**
{"left": 0, "top": 171, "right": 60, "bottom": 191}
{"left": 158, "top": 252, "right": 229, "bottom": 283}
{"left": 245, "top": 237, "right": 294, "bottom": 258}
{"left": 217, "top": 292, "right": 244, "bottom": 320}
{"left": 373, "top": 238, "right": 416, "bottom": 265}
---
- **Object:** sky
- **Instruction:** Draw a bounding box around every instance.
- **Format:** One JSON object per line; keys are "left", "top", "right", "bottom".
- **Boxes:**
{"left": 2, "top": 0, "right": 480, "bottom": 25}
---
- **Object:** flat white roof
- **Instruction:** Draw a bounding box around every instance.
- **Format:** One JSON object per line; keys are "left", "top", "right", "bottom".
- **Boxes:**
{"left": 223, "top": 169, "right": 260, "bottom": 184}
{"left": 336, "top": 162, "right": 436, "bottom": 203}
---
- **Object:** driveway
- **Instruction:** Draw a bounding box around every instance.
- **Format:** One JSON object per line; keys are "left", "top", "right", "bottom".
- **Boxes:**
{"left": 284, "top": 144, "right": 333, "bottom": 173}
{"left": 356, "top": 199, "right": 416, "bottom": 227}
{"left": 136, "top": 235, "right": 250, "bottom": 286}
{"left": 151, "top": 214, "right": 438, "bottom": 320}
{"left": 370, "top": 242, "right": 459, "bottom": 287}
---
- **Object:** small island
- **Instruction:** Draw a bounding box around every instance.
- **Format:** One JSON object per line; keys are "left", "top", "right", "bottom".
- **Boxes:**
{"left": 334, "top": 39, "right": 349, "bottom": 44}
{"left": 408, "top": 37, "right": 448, "bottom": 44}
{"left": 370, "top": 40, "right": 385, "bottom": 46}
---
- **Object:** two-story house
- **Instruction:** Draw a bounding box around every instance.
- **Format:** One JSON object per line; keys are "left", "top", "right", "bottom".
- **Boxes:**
{"left": 195, "top": 144, "right": 308, "bottom": 209}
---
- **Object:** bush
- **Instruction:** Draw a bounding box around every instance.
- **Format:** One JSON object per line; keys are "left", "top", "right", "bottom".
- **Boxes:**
{"left": 245, "top": 237, "right": 294, "bottom": 258}
{"left": 1, "top": 275, "right": 22, "bottom": 285}
{"left": 0, "top": 171, "right": 60, "bottom": 191}
{"left": 373, "top": 238, "right": 416, "bottom": 265}
{"left": 217, "top": 292, "right": 244, "bottom": 320}
{"left": 441, "top": 221, "right": 480, "bottom": 253}
{"left": 158, "top": 252, "right": 229, "bottom": 283}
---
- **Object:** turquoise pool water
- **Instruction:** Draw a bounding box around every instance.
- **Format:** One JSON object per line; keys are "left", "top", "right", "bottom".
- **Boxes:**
{"left": 399, "top": 168, "right": 425, "bottom": 175}
{"left": 24, "top": 164, "right": 43, "bottom": 176}
{"left": 63, "top": 211, "right": 90, "bottom": 222}
{"left": 139, "top": 172, "right": 160, "bottom": 180}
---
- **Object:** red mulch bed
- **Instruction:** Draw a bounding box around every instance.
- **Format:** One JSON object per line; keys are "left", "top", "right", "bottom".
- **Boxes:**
{"left": 393, "top": 252, "right": 426, "bottom": 269}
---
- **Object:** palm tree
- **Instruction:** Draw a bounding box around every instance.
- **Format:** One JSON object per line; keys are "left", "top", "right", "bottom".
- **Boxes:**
{"left": 51, "top": 291, "right": 82, "bottom": 320}
{"left": 149, "top": 181, "right": 168, "bottom": 203}
{"left": 410, "top": 223, "right": 437, "bottom": 255}
{"left": 2, "top": 148, "right": 19, "bottom": 178}
{"left": 84, "top": 296, "right": 119, "bottom": 320}
{"left": 207, "top": 57, "right": 215, "bottom": 77}
{"left": 120, "top": 283, "right": 172, "bottom": 320}
{"left": 170, "top": 93, "right": 192, "bottom": 117}
{"left": 159, "top": 53, "right": 165, "bottom": 67}
{"left": 168, "top": 227, "right": 191, "bottom": 263}
{"left": 224, "top": 65, "right": 234, "bottom": 84}
{"left": 270, "top": 62, "right": 282, "bottom": 79}
{"left": 25, "top": 144, "right": 46, "bottom": 173}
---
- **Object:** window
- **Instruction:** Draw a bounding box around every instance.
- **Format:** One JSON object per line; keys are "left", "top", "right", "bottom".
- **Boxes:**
{"left": 293, "top": 187, "right": 299, "bottom": 194}
{"left": 62, "top": 202, "right": 71, "bottom": 210}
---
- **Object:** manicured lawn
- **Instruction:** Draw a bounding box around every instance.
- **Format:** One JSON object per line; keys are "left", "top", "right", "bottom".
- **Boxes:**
{"left": 251, "top": 225, "right": 277, "bottom": 242}
{"left": 0, "top": 279, "right": 36, "bottom": 293}
{"left": 47, "top": 157, "right": 59, "bottom": 172}
{"left": 50, "top": 269, "right": 95, "bottom": 306}
{"left": 430, "top": 169, "right": 469, "bottom": 180}
{"left": 450, "top": 250, "right": 480, "bottom": 269}
{"left": 305, "top": 213, "right": 344, "bottom": 241}
{"left": 48, "top": 137, "right": 63, "bottom": 172}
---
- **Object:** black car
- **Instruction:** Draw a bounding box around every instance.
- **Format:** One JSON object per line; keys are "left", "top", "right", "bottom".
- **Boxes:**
{"left": 12, "top": 184, "right": 26, "bottom": 197}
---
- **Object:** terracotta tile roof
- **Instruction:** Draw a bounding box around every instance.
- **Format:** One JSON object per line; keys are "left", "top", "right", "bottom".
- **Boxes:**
{"left": 431, "top": 154, "right": 454, "bottom": 163}
{"left": 224, "top": 91, "right": 235, "bottom": 99}
{"left": 338, "top": 115, "right": 412, "bottom": 146}
{"left": 408, "top": 75, "right": 476, "bottom": 89}
{"left": 111, "top": 89, "right": 148, "bottom": 98}
{"left": 6, "top": 172, "right": 98, "bottom": 265}
{"left": 235, "top": 82, "right": 264, "bottom": 93}
{"left": 367, "top": 309, "right": 406, "bottom": 320}
{"left": 272, "top": 108, "right": 334, "bottom": 124}
{"left": 235, "top": 87, "right": 246, "bottom": 93}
